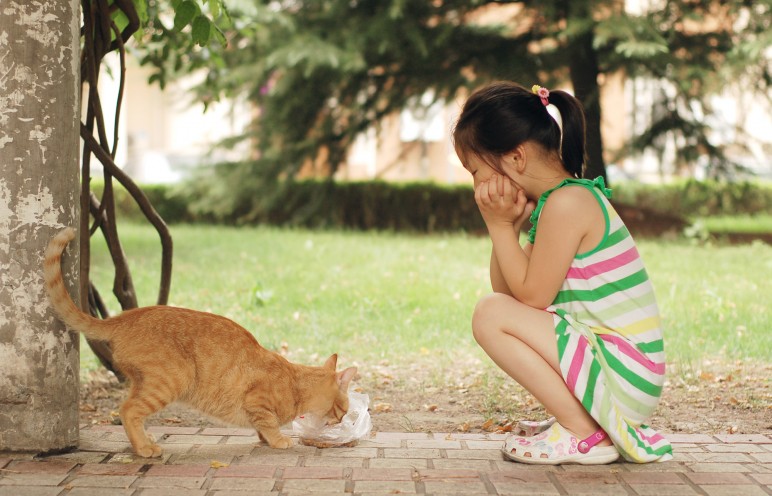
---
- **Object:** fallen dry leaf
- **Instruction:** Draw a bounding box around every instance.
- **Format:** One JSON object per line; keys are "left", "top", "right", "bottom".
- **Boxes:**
{"left": 210, "top": 461, "right": 229, "bottom": 469}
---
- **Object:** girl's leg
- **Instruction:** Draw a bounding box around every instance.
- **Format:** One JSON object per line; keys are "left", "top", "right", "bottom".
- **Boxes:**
{"left": 472, "top": 293, "right": 610, "bottom": 445}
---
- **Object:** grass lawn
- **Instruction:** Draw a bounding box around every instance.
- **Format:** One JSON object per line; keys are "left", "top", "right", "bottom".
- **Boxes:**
{"left": 83, "top": 224, "right": 771, "bottom": 379}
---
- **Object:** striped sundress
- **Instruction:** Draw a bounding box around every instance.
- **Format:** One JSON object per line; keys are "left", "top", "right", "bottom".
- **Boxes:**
{"left": 527, "top": 177, "right": 673, "bottom": 463}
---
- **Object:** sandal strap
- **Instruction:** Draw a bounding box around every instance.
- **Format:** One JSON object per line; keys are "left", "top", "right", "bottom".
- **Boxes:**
{"left": 578, "top": 429, "right": 608, "bottom": 454}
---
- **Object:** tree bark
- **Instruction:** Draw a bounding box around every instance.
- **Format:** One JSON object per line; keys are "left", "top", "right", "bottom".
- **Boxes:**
{"left": 0, "top": 0, "right": 81, "bottom": 452}
{"left": 567, "top": 23, "right": 607, "bottom": 181}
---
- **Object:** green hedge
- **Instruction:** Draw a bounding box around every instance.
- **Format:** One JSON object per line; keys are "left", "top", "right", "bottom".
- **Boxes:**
{"left": 94, "top": 178, "right": 772, "bottom": 234}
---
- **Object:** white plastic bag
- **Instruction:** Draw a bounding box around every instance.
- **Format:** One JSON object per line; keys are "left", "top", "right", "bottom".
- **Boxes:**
{"left": 293, "top": 391, "right": 372, "bottom": 445}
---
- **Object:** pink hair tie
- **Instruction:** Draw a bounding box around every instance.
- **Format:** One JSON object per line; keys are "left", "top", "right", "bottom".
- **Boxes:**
{"left": 531, "top": 84, "right": 550, "bottom": 106}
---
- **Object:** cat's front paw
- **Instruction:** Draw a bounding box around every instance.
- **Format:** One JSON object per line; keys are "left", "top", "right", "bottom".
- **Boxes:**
{"left": 268, "top": 435, "right": 293, "bottom": 449}
{"left": 135, "top": 443, "right": 163, "bottom": 458}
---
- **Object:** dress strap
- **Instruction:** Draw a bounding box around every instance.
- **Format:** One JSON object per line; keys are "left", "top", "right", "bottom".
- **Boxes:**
{"left": 526, "top": 176, "right": 612, "bottom": 244}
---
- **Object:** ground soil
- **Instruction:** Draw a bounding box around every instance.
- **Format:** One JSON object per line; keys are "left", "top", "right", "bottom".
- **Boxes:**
{"left": 80, "top": 358, "right": 771, "bottom": 437}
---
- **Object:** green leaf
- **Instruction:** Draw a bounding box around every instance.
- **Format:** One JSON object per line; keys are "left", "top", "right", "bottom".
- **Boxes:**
{"left": 174, "top": 0, "right": 198, "bottom": 31}
{"left": 192, "top": 15, "right": 212, "bottom": 46}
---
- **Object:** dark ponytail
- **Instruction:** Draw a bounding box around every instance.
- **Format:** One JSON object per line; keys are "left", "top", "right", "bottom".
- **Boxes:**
{"left": 453, "top": 82, "right": 587, "bottom": 178}
{"left": 547, "top": 90, "right": 587, "bottom": 178}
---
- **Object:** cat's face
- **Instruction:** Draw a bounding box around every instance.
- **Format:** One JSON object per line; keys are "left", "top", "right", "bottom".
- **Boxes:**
{"left": 310, "top": 354, "right": 357, "bottom": 425}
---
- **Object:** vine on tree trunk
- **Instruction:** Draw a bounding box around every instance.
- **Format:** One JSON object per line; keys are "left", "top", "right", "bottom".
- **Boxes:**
{"left": 80, "top": 0, "right": 173, "bottom": 380}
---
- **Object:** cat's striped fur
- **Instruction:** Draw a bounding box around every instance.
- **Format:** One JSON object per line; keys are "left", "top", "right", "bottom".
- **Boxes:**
{"left": 44, "top": 227, "right": 356, "bottom": 457}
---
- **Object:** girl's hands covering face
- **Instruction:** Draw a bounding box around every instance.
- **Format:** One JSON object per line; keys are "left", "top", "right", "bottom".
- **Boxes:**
{"left": 475, "top": 174, "right": 535, "bottom": 231}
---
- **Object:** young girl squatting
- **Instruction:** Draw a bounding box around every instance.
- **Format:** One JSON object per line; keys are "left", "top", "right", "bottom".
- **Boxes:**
{"left": 453, "top": 81, "right": 673, "bottom": 465}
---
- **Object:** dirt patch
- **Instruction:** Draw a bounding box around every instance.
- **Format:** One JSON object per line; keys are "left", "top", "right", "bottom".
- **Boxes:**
{"left": 80, "top": 359, "right": 771, "bottom": 437}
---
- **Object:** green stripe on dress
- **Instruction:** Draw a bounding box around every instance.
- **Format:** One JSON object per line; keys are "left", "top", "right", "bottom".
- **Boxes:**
{"left": 599, "top": 344, "right": 663, "bottom": 397}
{"left": 554, "top": 269, "right": 650, "bottom": 304}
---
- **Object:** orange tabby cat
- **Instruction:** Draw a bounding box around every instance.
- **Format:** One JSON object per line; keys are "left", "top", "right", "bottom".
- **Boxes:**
{"left": 44, "top": 227, "right": 356, "bottom": 458}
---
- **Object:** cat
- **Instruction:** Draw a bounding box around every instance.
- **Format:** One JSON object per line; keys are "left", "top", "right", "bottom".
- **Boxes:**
{"left": 44, "top": 227, "right": 357, "bottom": 458}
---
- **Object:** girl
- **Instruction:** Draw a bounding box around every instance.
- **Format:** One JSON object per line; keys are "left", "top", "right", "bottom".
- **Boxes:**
{"left": 453, "top": 81, "right": 673, "bottom": 465}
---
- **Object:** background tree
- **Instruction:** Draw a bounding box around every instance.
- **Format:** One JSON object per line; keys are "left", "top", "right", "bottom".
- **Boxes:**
{"left": 145, "top": 0, "right": 770, "bottom": 205}
{"left": 77, "top": 0, "right": 229, "bottom": 375}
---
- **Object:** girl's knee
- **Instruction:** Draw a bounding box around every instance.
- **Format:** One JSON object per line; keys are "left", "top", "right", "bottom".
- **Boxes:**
{"left": 471, "top": 293, "right": 513, "bottom": 345}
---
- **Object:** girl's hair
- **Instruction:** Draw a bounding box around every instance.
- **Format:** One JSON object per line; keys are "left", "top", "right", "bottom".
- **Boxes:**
{"left": 452, "top": 81, "right": 587, "bottom": 178}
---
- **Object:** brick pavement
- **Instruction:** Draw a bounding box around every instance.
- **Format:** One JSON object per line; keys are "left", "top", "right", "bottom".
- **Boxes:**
{"left": 1, "top": 426, "right": 770, "bottom": 495}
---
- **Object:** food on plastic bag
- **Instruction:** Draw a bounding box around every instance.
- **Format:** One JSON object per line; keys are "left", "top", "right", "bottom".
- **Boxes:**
{"left": 293, "top": 390, "right": 372, "bottom": 448}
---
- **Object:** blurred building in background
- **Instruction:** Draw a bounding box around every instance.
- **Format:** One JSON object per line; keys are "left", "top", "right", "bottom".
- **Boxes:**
{"left": 99, "top": 2, "right": 771, "bottom": 185}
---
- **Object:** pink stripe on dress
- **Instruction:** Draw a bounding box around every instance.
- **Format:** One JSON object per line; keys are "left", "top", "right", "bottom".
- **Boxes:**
{"left": 565, "top": 337, "right": 589, "bottom": 393}
{"left": 566, "top": 247, "right": 640, "bottom": 280}
{"left": 600, "top": 334, "right": 666, "bottom": 375}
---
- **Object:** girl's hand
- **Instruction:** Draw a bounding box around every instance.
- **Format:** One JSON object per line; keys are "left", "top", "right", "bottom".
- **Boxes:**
{"left": 475, "top": 174, "right": 526, "bottom": 230}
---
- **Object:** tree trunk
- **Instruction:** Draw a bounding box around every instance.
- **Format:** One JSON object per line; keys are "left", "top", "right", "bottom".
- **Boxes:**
{"left": 0, "top": 0, "right": 81, "bottom": 452}
{"left": 568, "top": 26, "right": 607, "bottom": 182}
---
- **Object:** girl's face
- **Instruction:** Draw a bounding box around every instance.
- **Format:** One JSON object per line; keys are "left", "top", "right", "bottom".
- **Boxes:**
{"left": 457, "top": 148, "right": 518, "bottom": 190}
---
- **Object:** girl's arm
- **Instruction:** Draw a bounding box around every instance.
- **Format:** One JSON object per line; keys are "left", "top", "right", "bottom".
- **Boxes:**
{"left": 490, "top": 237, "right": 532, "bottom": 297}
{"left": 477, "top": 178, "right": 598, "bottom": 308}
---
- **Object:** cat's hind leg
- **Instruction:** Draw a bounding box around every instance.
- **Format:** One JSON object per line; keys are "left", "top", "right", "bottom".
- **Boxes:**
{"left": 120, "top": 383, "right": 170, "bottom": 458}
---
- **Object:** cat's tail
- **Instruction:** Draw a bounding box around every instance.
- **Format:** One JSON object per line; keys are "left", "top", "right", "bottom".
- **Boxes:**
{"left": 44, "top": 227, "right": 114, "bottom": 341}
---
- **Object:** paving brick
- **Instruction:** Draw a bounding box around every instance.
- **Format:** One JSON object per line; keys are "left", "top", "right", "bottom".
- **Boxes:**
{"left": 626, "top": 484, "right": 698, "bottom": 496}
{"left": 357, "top": 438, "right": 402, "bottom": 448}
{"left": 621, "top": 472, "right": 684, "bottom": 484}
{"left": 303, "top": 456, "right": 365, "bottom": 468}
{"left": 351, "top": 468, "right": 414, "bottom": 481}
{"left": 689, "top": 452, "right": 755, "bottom": 463}
{"left": 67, "top": 489, "right": 134, "bottom": 496}
{"left": 43, "top": 452, "right": 108, "bottom": 464}
{"left": 383, "top": 448, "right": 441, "bottom": 459}
{"left": 224, "top": 435, "right": 260, "bottom": 445}
{"left": 701, "top": 486, "right": 767, "bottom": 496}
{"left": 353, "top": 480, "right": 417, "bottom": 493}
{"left": 373, "top": 432, "right": 430, "bottom": 441}
{"left": 667, "top": 434, "right": 717, "bottom": 443}
{"left": 281, "top": 466, "right": 344, "bottom": 479}
{"left": 492, "top": 481, "right": 560, "bottom": 495}
{"left": 554, "top": 471, "right": 619, "bottom": 485}
{"left": 706, "top": 443, "right": 765, "bottom": 453}
{"left": 686, "top": 462, "right": 753, "bottom": 473}
{"left": 108, "top": 452, "right": 173, "bottom": 464}
{"left": 367, "top": 458, "right": 428, "bottom": 469}
{"left": 493, "top": 461, "right": 561, "bottom": 472}
{"left": 318, "top": 446, "right": 378, "bottom": 458}
{"left": 0, "top": 488, "right": 64, "bottom": 496}
{"left": 77, "top": 439, "right": 131, "bottom": 452}
{"left": 201, "top": 428, "right": 254, "bottom": 436}
{"left": 163, "top": 434, "right": 223, "bottom": 445}
{"left": 76, "top": 463, "right": 143, "bottom": 475}
{"left": 431, "top": 458, "right": 493, "bottom": 471}
{"left": 168, "top": 452, "right": 237, "bottom": 465}
{"left": 750, "top": 452, "right": 772, "bottom": 463}
{"left": 146, "top": 426, "right": 202, "bottom": 435}
{"left": 134, "top": 475, "right": 206, "bottom": 489}
{"left": 145, "top": 463, "right": 210, "bottom": 477}
{"left": 138, "top": 490, "right": 207, "bottom": 496}
{"left": 465, "top": 440, "right": 506, "bottom": 450}
{"left": 188, "top": 441, "right": 253, "bottom": 456}
{"left": 417, "top": 468, "right": 480, "bottom": 480}
{"left": 236, "top": 453, "right": 300, "bottom": 466}
{"left": 748, "top": 473, "right": 772, "bottom": 484}
{"left": 209, "top": 477, "right": 276, "bottom": 491}
{"left": 280, "top": 479, "right": 346, "bottom": 492}
{"left": 211, "top": 465, "right": 276, "bottom": 478}
{"left": 684, "top": 472, "right": 752, "bottom": 484}
{"left": 623, "top": 461, "right": 688, "bottom": 472}
{"left": 67, "top": 475, "right": 140, "bottom": 488}
{"left": 0, "top": 474, "right": 68, "bottom": 486}
{"left": 487, "top": 470, "right": 552, "bottom": 483}
{"left": 422, "top": 480, "right": 489, "bottom": 494}
{"left": 6, "top": 461, "right": 75, "bottom": 474}
{"left": 0, "top": 460, "right": 9, "bottom": 469}
{"left": 406, "top": 439, "right": 462, "bottom": 449}
{"left": 445, "top": 448, "right": 502, "bottom": 460}
{"left": 713, "top": 434, "right": 770, "bottom": 444}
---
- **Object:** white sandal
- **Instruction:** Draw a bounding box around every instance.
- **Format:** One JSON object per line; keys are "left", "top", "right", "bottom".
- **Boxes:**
{"left": 502, "top": 422, "right": 619, "bottom": 465}
{"left": 514, "top": 416, "right": 556, "bottom": 437}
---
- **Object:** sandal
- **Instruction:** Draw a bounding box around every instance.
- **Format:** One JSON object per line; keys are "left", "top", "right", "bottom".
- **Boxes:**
{"left": 502, "top": 422, "right": 619, "bottom": 465}
{"left": 514, "top": 416, "right": 556, "bottom": 437}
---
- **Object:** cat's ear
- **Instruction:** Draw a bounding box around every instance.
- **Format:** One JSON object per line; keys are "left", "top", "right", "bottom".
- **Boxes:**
{"left": 336, "top": 367, "right": 357, "bottom": 392}
{"left": 323, "top": 354, "right": 338, "bottom": 370}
